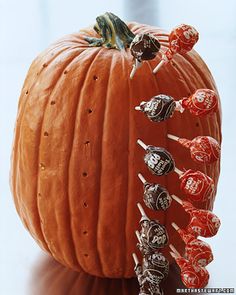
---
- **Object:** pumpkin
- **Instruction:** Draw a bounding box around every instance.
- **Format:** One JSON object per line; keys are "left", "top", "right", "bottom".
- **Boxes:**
{"left": 10, "top": 13, "right": 221, "bottom": 278}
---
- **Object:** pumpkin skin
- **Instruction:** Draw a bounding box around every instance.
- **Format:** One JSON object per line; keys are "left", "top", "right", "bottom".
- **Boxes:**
{"left": 10, "top": 22, "right": 221, "bottom": 278}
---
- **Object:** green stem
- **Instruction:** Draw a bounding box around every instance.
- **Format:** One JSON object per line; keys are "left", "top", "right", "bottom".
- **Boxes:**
{"left": 85, "top": 12, "right": 135, "bottom": 50}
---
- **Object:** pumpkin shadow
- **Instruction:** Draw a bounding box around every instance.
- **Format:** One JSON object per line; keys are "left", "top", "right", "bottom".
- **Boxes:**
{"left": 29, "top": 253, "right": 204, "bottom": 295}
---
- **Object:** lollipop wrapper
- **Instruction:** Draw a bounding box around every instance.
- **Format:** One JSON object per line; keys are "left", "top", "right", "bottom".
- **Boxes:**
{"left": 139, "top": 94, "right": 176, "bottom": 123}
{"left": 187, "top": 209, "right": 221, "bottom": 237}
{"left": 189, "top": 136, "right": 220, "bottom": 164}
{"left": 144, "top": 146, "right": 175, "bottom": 176}
{"left": 179, "top": 169, "right": 215, "bottom": 202}
{"left": 130, "top": 33, "right": 161, "bottom": 61}
{"left": 143, "top": 182, "right": 172, "bottom": 211}
{"left": 185, "top": 238, "right": 213, "bottom": 267}
{"left": 176, "top": 257, "right": 209, "bottom": 288}
{"left": 181, "top": 89, "right": 218, "bottom": 116}
{"left": 169, "top": 24, "right": 199, "bottom": 55}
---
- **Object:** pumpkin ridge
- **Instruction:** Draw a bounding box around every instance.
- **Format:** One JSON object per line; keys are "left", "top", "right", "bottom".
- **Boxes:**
{"left": 10, "top": 44, "right": 73, "bottom": 224}
{"left": 35, "top": 49, "right": 85, "bottom": 260}
{"left": 125, "top": 52, "right": 132, "bottom": 278}
{"left": 13, "top": 48, "right": 82, "bottom": 251}
{"left": 66, "top": 48, "right": 103, "bottom": 270}
{"left": 96, "top": 53, "right": 115, "bottom": 277}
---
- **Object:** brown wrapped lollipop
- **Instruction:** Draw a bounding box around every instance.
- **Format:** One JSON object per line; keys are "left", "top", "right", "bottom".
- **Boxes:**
{"left": 130, "top": 33, "right": 161, "bottom": 79}
{"left": 137, "top": 140, "right": 175, "bottom": 176}
{"left": 138, "top": 173, "right": 172, "bottom": 211}
{"left": 132, "top": 253, "right": 164, "bottom": 295}
{"left": 137, "top": 203, "right": 169, "bottom": 250}
{"left": 142, "top": 252, "right": 169, "bottom": 284}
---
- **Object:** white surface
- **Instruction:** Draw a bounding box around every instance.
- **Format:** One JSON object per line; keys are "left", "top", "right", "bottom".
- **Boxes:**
{"left": 0, "top": 1, "right": 236, "bottom": 294}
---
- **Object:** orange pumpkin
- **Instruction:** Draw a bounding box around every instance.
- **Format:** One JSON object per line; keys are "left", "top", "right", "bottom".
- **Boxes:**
{"left": 11, "top": 13, "right": 221, "bottom": 278}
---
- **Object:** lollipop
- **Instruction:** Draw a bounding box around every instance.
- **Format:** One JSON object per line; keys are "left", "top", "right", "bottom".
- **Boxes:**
{"left": 138, "top": 173, "right": 172, "bottom": 210}
{"left": 153, "top": 24, "right": 199, "bottom": 74}
{"left": 137, "top": 140, "right": 175, "bottom": 176}
{"left": 167, "top": 134, "right": 220, "bottom": 164}
{"left": 137, "top": 203, "right": 169, "bottom": 249}
{"left": 175, "top": 168, "right": 215, "bottom": 202}
{"left": 130, "top": 33, "right": 161, "bottom": 79}
{"left": 172, "top": 194, "right": 221, "bottom": 237}
{"left": 171, "top": 223, "right": 213, "bottom": 267}
{"left": 143, "top": 252, "right": 169, "bottom": 284}
{"left": 134, "top": 90, "right": 218, "bottom": 122}
{"left": 169, "top": 245, "right": 209, "bottom": 288}
{"left": 137, "top": 139, "right": 215, "bottom": 202}
{"left": 132, "top": 253, "right": 164, "bottom": 295}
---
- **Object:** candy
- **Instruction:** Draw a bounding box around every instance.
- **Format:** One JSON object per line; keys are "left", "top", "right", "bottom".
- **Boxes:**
{"left": 171, "top": 223, "right": 213, "bottom": 267}
{"left": 153, "top": 24, "right": 199, "bottom": 74}
{"left": 175, "top": 168, "right": 215, "bottom": 202}
{"left": 137, "top": 139, "right": 215, "bottom": 202}
{"left": 181, "top": 89, "right": 218, "bottom": 116}
{"left": 137, "top": 139, "right": 175, "bottom": 176}
{"left": 135, "top": 95, "right": 176, "bottom": 122}
{"left": 138, "top": 173, "right": 172, "bottom": 211}
{"left": 169, "top": 245, "right": 209, "bottom": 288}
{"left": 135, "top": 90, "right": 218, "bottom": 122}
{"left": 137, "top": 203, "right": 169, "bottom": 250}
{"left": 167, "top": 134, "right": 220, "bottom": 164}
{"left": 143, "top": 252, "right": 169, "bottom": 284}
{"left": 130, "top": 33, "right": 161, "bottom": 79}
{"left": 172, "top": 194, "right": 221, "bottom": 237}
{"left": 132, "top": 253, "right": 164, "bottom": 295}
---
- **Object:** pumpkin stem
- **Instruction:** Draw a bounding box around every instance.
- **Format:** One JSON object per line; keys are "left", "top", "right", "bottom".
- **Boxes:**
{"left": 85, "top": 12, "right": 135, "bottom": 50}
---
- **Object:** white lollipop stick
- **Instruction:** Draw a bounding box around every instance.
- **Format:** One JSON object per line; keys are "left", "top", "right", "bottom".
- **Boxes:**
{"left": 135, "top": 230, "right": 142, "bottom": 243}
{"left": 135, "top": 106, "right": 141, "bottom": 111}
{"left": 169, "top": 251, "right": 178, "bottom": 259}
{"left": 137, "top": 202, "right": 149, "bottom": 220}
{"left": 174, "top": 167, "right": 183, "bottom": 176}
{"left": 171, "top": 194, "right": 183, "bottom": 205}
{"left": 132, "top": 253, "right": 139, "bottom": 266}
{"left": 138, "top": 173, "right": 147, "bottom": 184}
{"left": 169, "top": 244, "right": 181, "bottom": 257}
{"left": 130, "top": 59, "right": 142, "bottom": 79}
{"left": 153, "top": 59, "right": 165, "bottom": 74}
{"left": 167, "top": 134, "right": 180, "bottom": 141}
{"left": 137, "top": 139, "right": 148, "bottom": 150}
{"left": 171, "top": 222, "right": 180, "bottom": 231}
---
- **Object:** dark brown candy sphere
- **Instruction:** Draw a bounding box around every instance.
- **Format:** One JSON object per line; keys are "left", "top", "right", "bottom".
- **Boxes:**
{"left": 143, "top": 182, "right": 172, "bottom": 211}
{"left": 143, "top": 252, "right": 169, "bottom": 284}
{"left": 130, "top": 33, "right": 161, "bottom": 61}
{"left": 139, "top": 94, "right": 176, "bottom": 122}
{"left": 140, "top": 220, "right": 169, "bottom": 250}
{"left": 144, "top": 146, "right": 175, "bottom": 176}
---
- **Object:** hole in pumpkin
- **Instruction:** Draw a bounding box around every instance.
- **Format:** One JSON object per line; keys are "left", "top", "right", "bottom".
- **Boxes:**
{"left": 43, "top": 63, "right": 48, "bottom": 68}
{"left": 93, "top": 75, "right": 98, "bottom": 81}
{"left": 83, "top": 230, "right": 88, "bottom": 235}
{"left": 25, "top": 90, "right": 29, "bottom": 95}
{"left": 196, "top": 122, "right": 199, "bottom": 127}
{"left": 84, "top": 253, "right": 89, "bottom": 257}
{"left": 50, "top": 101, "right": 56, "bottom": 105}
{"left": 83, "top": 202, "right": 88, "bottom": 208}
{"left": 44, "top": 132, "right": 49, "bottom": 137}
{"left": 84, "top": 140, "right": 90, "bottom": 145}
{"left": 82, "top": 172, "right": 88, "bottom": 177}
{"left": 87, "top": 109, "right": 92, "bottom": 114}
{"left": 64, "top": 70, "right": 68, "bottom": 74}
{"left": 39, "top": 163, "right": 45, "bottom": 171}
{"left": 38, "top": 193, "right": 41, "bottom": 197}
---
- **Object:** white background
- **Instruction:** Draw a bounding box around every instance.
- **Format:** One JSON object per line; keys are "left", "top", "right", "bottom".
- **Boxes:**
{"left": 0, "top": 0, "right": 236, "bottom": 294}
